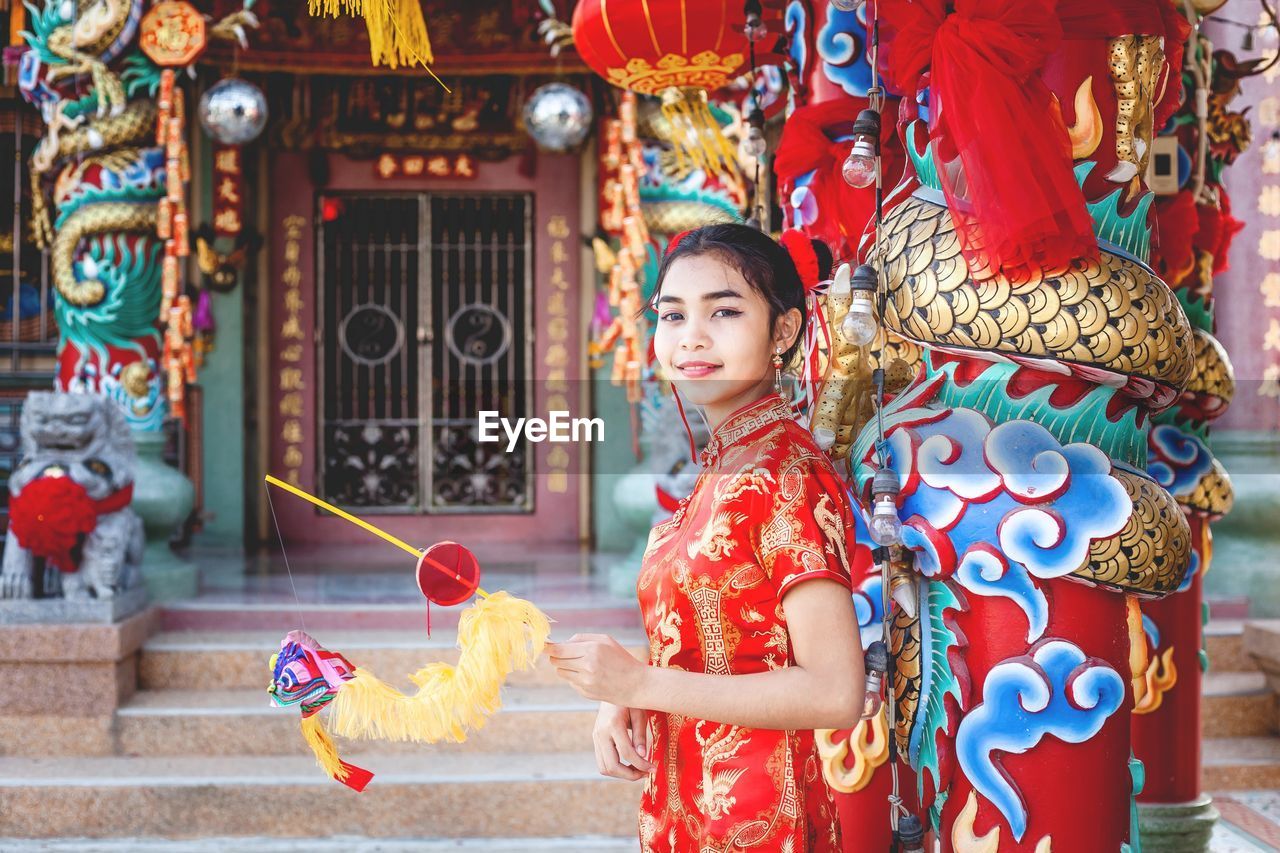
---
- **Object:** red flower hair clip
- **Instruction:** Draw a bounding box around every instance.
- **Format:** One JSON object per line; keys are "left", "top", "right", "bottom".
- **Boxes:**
{"left": 778, "top": 228, "right": 821, "bottom": 292}
{"left": 664, "top": 229, "right": 695, "bottom": 258}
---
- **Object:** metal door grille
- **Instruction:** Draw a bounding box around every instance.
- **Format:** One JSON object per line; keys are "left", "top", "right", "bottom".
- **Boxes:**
{"left": 429, "top": 195, "right": 533, "bottom": 512}
{"left": 320, "top": 195, "right": 422, "bottom": 510}
{"left": 317, "top": 192, "right": 532, "bottom": 513}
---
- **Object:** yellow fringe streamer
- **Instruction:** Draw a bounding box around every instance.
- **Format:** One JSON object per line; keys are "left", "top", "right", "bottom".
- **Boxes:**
{"left": 659, "top": 87, "right": 741, "bottom": 181}
{"left": 300, "top": 713, "right": 350, "bottom": 783}
{"left": 306, "top": 0, "right": 437, "bottom": 73}
{"left": 326, "top": 591, "right": 552, "bottom": 744}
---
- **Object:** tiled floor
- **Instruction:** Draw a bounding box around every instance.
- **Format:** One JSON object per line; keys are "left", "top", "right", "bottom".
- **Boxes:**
{"left": 1213, "top": 791, "right": 1280, "bottom": 851}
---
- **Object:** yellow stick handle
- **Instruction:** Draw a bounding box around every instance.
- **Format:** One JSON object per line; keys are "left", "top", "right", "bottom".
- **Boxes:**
{"left": 264, "top": 475, "right": 488, "bottom": 598}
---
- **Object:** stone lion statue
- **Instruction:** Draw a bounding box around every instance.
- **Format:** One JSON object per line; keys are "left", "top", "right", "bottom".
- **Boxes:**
{"left": 1, "top": 392, "right": 144, "bottom": 599}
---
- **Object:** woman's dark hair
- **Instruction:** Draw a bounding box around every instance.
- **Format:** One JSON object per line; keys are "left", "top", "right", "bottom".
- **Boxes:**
{"left": 649, "top": 223, "right": 833, "bottom": 368}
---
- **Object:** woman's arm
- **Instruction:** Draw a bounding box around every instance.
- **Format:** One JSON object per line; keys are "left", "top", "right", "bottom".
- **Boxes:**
{"left": 548, "top": 578, "right": 865, "bottom": 730}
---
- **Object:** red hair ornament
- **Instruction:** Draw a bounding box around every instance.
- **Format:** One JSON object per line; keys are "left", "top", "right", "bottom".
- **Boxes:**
{"left": 778, "top": 228, "right": 822, "bottom": 291}
{"left": 778, "top": 230, "right": 833, "bottom": 417}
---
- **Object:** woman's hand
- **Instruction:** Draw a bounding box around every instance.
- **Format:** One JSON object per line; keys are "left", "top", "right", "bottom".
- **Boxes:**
{"left": 592, "top": 702, "right": 655, "bottom": 781}
{"left": 545, "top": 633, "right": 649, "bottom": 706}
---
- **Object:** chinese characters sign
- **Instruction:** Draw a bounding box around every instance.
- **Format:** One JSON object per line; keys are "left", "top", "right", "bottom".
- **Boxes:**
{"left": 374, "top": 153, "right": 478, "bottom": 180}
{"left": 544, "top": 215, "right": 572, "bottom": 494}
{"left": 214, "top": 145, "right": 244, "bottom": 237}
{"left": 278, "top": 215, "right": 307, "bottom": 486}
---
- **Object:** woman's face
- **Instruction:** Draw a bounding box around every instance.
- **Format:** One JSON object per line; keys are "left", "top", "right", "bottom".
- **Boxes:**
{"left": 652, "top": 253, "right": 799, "bottom": 425}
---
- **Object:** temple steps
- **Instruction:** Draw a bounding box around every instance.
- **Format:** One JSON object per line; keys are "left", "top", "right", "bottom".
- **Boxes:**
{"left": 140, "top": 685, "right": 593, "bottom": 759}
{"left": 0, "top": 752, "right": 643, "bottom": 840}
{"left": 157, "top": 599, "right": 645, "bottom": 634}
{"left": 1207, "top": 620, "right": 1259, "bottom": 673}
{"left": 1204, "top": 737, "right": 1280, "bottom": 791}
{"left": 0, "top": 684, "right": 598, "bottom": 759}
{"left": 0, "top": 626, "right": 646, "bottom": 841}
{"left": 2, "top": 617, "right": 1271, "bottom": 843}
{"left": 1203, "top": 672, "right": 1279, "bottom": 738}
{"left": 138, "top": 629, "right": 651, "bottom": 691}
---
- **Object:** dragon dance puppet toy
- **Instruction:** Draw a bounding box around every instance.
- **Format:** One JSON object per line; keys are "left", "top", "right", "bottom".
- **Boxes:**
{"left": 263, "top": 476, "right": 552, "bottom": 790}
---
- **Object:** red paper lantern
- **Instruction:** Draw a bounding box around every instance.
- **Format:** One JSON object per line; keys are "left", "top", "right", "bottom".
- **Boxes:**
{"left": 571, "top": 0, "right": 756, "bottom": 175}
{"left": 571, "top": 0, "right": 750, "bottom": 95}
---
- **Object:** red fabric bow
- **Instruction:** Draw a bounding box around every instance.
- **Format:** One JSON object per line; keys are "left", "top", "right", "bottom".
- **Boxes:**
{"left": 664, "top": 230, "right": 695, "bottom": 258}
{"left": 9, "top": 475, "right": 135, "bottom": 573}
{"left": 881, "top": 0, "right": 1097, "bottom": 277}
{"left": 775, "top": 99, "right": 904, "bottom": 257}
{"left": 779, "top": 229, "right": 821, "bottom": 291}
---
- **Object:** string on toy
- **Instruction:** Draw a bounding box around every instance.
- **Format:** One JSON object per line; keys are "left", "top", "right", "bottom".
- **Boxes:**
{"left": 265, "top": 476, "right": 490, "bottom": 639}
{"left": 264, "top": 480, "right": 308, "bottom": 634}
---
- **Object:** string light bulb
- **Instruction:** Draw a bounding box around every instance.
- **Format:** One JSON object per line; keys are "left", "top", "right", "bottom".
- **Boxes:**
{"left": 895, "top": 815, "right": 926, "bottom": 853}
{"left": 740, "top": 106, "right": 767, "bottom": 159}
{"left": 841, "top": 108, "right": 881, "bottom": 188}
{"left": 840, "top": 263, "right": 878, "bottom": 346}
{"left": 869, "top": 466, "right": 902, "bottom": 546}
{"left": 861, "top": 640, "right": 888, "bottom": 718}
{"left": 743, "top": 0, "right": 767, "bottom": 42}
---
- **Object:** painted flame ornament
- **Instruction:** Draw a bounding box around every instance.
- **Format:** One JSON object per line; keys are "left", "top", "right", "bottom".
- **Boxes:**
{"left": 263, "top": 476, "right": 553, "bottom": 790}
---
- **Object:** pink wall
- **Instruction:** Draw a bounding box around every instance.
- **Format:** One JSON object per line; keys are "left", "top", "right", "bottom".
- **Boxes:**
{"left": 267, "top": 150, "right": 587, "bottom": 548}
{"left": 1213, "top": 46, "right": 1280, "bottom": 433}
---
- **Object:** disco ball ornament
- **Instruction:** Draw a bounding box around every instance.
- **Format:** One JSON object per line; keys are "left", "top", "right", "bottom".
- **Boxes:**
{"left": 198, "top": 78, "right": 268, "bottom": 145}
{"left": 522, "top": 83, "right": 593, "bottom": 153}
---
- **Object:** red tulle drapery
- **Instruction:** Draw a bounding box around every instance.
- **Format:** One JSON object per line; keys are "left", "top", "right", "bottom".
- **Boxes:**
{"left": 880, "top": 0, "right": 1097, "bottom": 277}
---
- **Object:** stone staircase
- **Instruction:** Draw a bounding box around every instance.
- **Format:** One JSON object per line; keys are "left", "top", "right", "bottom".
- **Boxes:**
{"left": 3, "top": 612, "right": 1278, "bottom": 847}
{"left": 1205, "top": 620, "right": 1280, "bottom": 791}
{"left": 0, "top": 607, "right": 647, "bottom": 848}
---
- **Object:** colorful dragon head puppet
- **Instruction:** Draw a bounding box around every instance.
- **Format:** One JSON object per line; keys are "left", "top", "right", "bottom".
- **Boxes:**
{"left": 262, "top": 482, "right": 554, "bottom": 792}
{"left": 268, "top": 630, "right": 373, "bottom": 792}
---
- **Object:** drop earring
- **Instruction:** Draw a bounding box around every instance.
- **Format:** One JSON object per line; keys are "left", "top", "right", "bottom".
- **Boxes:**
{"left": 773, "top": 347, "right": 784, "bottom": 395}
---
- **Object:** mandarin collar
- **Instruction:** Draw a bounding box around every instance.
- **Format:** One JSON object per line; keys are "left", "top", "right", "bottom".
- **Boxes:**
{"left": 699, "top": 393, "right": 795, "bottom": 467}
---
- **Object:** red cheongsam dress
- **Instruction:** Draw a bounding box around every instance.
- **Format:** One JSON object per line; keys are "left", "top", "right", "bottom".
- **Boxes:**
{"left": 636, "top": 392, "right": 857, "bottom": 852}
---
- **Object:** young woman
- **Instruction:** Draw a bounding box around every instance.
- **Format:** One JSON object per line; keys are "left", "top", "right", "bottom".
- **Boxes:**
{"left": 547, "top": 223, "right": 865, "bottom": 852}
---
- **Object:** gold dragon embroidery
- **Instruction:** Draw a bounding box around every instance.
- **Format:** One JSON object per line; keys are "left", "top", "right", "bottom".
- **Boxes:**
{"left": 687, "top": 510, "right": 748, "bottom": 560}
{"left": 694, "top": 722, "right": 751, "bottom": 820}
{"left": 715, "top": 465, "right": 776, "bottom": 505}
{"left": 650, "top": 598, "right": 684, "bottom": 668}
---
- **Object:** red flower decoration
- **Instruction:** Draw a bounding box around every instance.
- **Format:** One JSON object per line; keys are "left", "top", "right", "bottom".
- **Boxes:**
{"left": 9, "top": 475, "right": 99, "bottom": 573}
{"left": 779, "top": 229, "right": 820, "bottom": 290}
{"left": 664, "top": 229, "right": 696, "bottom": 258}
